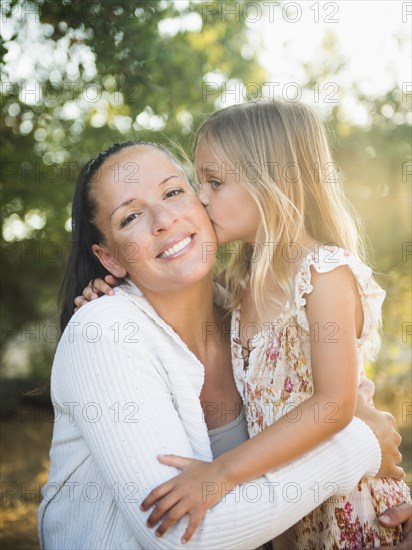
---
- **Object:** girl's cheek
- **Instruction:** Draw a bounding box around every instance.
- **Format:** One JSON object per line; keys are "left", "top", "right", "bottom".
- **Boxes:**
{"left": 207, "top": 194, "right": 217, "bottom": 208}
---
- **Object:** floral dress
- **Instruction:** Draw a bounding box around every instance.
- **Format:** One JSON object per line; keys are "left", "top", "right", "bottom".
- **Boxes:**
{"left": 231, "top": 246, "right": 410, "bottom": 549}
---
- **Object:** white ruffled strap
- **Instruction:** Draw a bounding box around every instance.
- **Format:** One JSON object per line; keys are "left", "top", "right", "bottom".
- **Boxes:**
{"left": 294, "top": 246, "right": 385, "bottom": 342}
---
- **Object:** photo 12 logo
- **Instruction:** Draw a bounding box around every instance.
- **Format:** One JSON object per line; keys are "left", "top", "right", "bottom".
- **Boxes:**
{"left": 201, "top": 2, "right": 340, "bottom": 24}
{"left": 202, "top": 81, "right": 340, "bottom": 104}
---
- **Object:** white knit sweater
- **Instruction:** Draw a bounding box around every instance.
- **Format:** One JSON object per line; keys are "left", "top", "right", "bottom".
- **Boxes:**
{"left": 38, "top": 281, "right": 381, "bottom": 549}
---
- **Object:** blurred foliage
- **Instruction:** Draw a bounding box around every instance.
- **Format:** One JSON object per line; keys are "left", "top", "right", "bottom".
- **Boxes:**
{"left": 1, "top": 0, "right": 411, "bottom": 418}
{"left": 1, "top": 0, "right": 264, "bottom": 377}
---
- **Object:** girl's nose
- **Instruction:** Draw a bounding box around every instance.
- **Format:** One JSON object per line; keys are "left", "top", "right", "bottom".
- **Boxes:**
{"left": 197, "top": 185, "right": 209, "bottom": 207}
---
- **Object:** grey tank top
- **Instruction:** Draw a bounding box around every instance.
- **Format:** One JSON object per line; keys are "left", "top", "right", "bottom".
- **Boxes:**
{"left": 208, "top": 407, "right": 249, "bottom": 458}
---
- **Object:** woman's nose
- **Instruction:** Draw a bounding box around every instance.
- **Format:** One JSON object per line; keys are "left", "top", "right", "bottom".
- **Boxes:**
{"left": 151, "top": 205, "right": 178, "bottom": 234}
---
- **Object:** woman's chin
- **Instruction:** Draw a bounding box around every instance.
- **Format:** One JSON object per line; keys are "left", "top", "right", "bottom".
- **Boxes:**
{"left": 177, "top": 265, "right": 213, "bottom": 287}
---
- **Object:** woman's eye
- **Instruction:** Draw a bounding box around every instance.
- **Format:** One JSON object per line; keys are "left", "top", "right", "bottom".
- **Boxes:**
{"left": 120, "top": 212, "right": 141, "bottom": 228}
{"left": 165, "top": 189, "right": 184, "bottom": 198}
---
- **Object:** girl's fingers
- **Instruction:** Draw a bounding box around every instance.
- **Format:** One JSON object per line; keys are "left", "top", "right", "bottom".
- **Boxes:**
{"left": 157, "top": 454, "right": 194, "bottom": 470}
{"left": 145, "top": 493, "right": 180, "bottom": 528}
{"left": 91, "top": 278, "right": 115, "bottom": 296}
{"left": 181, "top": 514, "right": 203, "bottom": 544}
{"left": 83, "top": 285, "right": 98, "bottom": 300}
{"left": 104, "top": 274, "right": 121, "bottom": 287}
{"left": 76, "top": 277, "right": 118, "bottom": 310}
{"left": 141, "top": 481, "right": 174, "bottom": 511}
{"left": 74, "top": 296, "right": 88, "bottom": 308}
{"left": 155, "top": 503, "right": 190, "bottom": 538}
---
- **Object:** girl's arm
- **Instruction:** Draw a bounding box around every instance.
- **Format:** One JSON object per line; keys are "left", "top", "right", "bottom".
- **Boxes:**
{"left": 73, "top": 275, "right": 119, "bottom": 311}
{"left": 142, "top": 265, "right": 365, "bottom": 540}
{"left": 74, "top": 272, "right": 225, "bottom": 310}
{"left": 218, "top": 265, "right": 362, "bottom": 481}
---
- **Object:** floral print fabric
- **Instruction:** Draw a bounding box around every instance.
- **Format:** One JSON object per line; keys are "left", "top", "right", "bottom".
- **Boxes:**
{"left": 231, "top": 246, "right": 410, "bottom": 548}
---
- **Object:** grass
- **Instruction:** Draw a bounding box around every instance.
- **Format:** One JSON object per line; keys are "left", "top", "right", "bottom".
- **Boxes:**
{"left": 1, "top": 404, "right": 53, "bottom": 550}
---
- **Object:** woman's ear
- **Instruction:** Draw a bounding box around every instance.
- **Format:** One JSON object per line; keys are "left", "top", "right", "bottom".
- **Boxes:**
{"left": 92, "top": 244, "right": 127, "bottom": 278}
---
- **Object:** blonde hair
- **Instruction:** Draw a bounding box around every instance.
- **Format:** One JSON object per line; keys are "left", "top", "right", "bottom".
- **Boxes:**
{"left": 195, "top": 99, "right": 381, "bottom": 358}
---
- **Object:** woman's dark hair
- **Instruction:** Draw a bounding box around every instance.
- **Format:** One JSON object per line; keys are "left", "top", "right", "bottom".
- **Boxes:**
{"left": 59, "top": 140, "right": 186, "bottom": 332}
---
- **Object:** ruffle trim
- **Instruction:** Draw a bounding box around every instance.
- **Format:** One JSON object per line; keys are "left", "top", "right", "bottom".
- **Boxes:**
{"left": 294, "top": 246, "right": 385, "bottom": 343}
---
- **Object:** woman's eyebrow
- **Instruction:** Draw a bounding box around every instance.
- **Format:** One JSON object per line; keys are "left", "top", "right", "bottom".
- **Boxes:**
{"left": 110, "top": 199, "right": 135, "bottom": 219}
{"left": 110, "top": 175, "right": 179, "bottom": 219}
{"left": 158, "top": 175, "right": 178, "bottom": 186}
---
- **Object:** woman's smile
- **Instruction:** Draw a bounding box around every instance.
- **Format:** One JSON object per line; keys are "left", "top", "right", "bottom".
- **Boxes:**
{"left": 157, "top": 233, "right": 195, "bottom": 259}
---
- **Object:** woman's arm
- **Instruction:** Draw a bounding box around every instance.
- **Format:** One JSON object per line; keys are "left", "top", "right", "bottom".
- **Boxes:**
{"left": 56, "top": 296, "right": 382, "bottom": 549}
{"left": 144, "top": 393, "right": 404, "bottom": 542}
{"left": 355, "top": 380, "right": 404, "bottom": 479}
{"left": 141, "top": 266, "right": 363, "bottom": 539}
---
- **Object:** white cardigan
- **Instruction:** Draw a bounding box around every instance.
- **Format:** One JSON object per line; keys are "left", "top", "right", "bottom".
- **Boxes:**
{"left": 38, "top": 281, "right": 381, "bottom": 549}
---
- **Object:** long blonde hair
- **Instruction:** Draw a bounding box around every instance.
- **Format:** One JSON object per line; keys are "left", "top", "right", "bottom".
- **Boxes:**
{"left": 195, "top": 100, "right": 380, "bottom": 357}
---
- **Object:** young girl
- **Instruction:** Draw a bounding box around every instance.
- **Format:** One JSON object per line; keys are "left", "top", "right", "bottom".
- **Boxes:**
{"left": 80, "top": 101, "right": 410, "bottom": 548}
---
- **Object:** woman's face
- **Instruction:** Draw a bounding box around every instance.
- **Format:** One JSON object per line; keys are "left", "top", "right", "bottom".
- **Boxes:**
{"left": 195, "top": 138, "right": 261, "bottom": 245}
{"left": 91, "top": 145, "right": 217, "bottom": 293}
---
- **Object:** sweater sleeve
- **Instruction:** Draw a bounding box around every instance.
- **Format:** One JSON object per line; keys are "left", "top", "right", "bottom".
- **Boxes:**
{"left": 54, "top": 299, "right": 381, "bottom": 549}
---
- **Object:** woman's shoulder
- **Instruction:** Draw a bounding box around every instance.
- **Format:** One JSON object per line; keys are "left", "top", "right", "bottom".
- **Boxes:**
{"left": 60, "top": 281, "right": 149, "bottom": 343}
{"left": 54, "top": 283, "right": 159, "bottom": 390}
{"left": 72, "top": 290, "right": 138, "bottom": 322}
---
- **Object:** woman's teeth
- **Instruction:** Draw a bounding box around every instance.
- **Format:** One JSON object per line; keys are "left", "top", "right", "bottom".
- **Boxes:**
{"left": 159, "top": 236, "right": 192, "bottom": 258}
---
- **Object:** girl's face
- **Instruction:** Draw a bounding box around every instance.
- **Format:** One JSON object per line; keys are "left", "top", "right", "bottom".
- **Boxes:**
{"left": 195, "top": 139, "right": 261, "bottom": 245}
{"left": 91, "top": 145, "right": 217, "bottom": 294}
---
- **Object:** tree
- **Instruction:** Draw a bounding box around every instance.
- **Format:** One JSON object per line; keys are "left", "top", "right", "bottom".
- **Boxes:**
{"left": 1, "top": 0, "right": 265, "bottom": 378}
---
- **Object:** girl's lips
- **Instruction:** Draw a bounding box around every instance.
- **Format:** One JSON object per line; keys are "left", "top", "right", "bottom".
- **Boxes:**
{"left": 157, "top": 234, "right": 195, "bottom": 260}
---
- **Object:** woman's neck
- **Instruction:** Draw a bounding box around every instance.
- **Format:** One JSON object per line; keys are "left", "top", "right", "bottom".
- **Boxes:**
{"left": 140, "top": 274, "right": 218, "bottom": 356}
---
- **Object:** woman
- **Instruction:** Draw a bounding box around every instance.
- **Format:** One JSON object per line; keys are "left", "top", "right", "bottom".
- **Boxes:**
{"left": 39, "top": 141, "right": 405, "bottom": 549}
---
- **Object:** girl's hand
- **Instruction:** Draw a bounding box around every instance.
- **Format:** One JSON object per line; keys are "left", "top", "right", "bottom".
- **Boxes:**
{"left": 73, "top": 275, "right": 121, "bottom": 311}
{"left": 379, "top": 503, "right": 412, "bottom": 549}
{"left": 141, "top": 455, "right": 231, "bottom": 543}
{"left": 356, "top": 383, "right": 404, "bottom": 480}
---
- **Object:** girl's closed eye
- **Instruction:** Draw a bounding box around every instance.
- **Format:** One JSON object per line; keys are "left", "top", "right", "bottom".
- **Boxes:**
{"left": 208, "top": 179, "right": 222, "bottom": 190}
